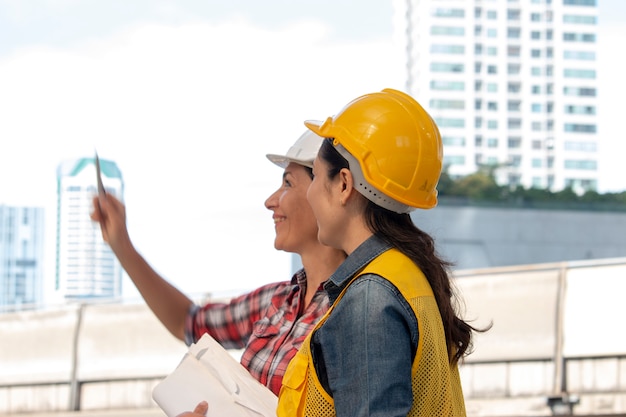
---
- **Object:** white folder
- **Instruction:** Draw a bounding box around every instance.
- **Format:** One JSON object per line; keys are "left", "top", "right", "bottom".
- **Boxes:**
{"left": 152, "top": 333, "right": 278, "bottom": 417}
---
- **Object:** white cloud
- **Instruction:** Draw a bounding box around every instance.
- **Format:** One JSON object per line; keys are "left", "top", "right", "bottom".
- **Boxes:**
{"left": 0, "top": 17, "right": 404, "bottom": 299}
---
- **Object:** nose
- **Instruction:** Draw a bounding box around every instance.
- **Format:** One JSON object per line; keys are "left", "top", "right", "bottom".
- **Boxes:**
{"left": 265, "top": 188, "right": 280, "bottom": 210}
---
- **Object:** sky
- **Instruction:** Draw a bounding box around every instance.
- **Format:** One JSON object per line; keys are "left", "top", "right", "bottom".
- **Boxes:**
{"left": 0, "top": 0, "right": 624, "bottom": 302}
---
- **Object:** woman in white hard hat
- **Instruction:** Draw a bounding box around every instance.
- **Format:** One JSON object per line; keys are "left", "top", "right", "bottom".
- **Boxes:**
{"left": 276, "top": 89, "right": 487, "bottom": 417}
{"left": 91, "top": 130, "right": 346, "bottom": 396}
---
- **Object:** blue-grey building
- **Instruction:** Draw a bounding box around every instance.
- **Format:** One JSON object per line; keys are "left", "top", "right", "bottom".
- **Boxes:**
{"left": 0, "top": 205, "right": 44, "bottom": 311}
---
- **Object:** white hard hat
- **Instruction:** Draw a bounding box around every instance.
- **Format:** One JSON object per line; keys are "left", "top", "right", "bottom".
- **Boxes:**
{"left": 266, "top": 130, "right": 325, "bottom": 169}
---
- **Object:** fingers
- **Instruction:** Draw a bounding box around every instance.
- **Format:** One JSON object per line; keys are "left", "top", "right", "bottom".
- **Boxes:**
{"left": 91, "top": 197, "right": 103, "bottom": 222}
{"left": 193, "top": 401, "right": 208, "bottom": 416}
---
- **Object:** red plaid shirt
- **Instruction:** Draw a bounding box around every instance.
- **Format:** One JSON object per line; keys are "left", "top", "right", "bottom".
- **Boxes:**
{"left": 184, "top": 269, "right": 329, "bottom": 395}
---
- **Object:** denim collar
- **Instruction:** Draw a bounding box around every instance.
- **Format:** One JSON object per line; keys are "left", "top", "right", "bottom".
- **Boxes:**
{"left": 324, "top": 234, "right": 392, "bottom": 305}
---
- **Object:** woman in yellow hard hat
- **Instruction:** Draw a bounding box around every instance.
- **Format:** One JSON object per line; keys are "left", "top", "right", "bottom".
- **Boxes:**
{"left": 276, "top": 89, "right": 485, "bottom": 416}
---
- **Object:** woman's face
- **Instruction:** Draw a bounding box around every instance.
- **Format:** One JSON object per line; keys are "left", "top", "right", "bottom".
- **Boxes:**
{"left": 307, "top": 155, "right": 342, "bottom": 249}
{"left": 265, "top": 163, "right": 319, "bottom": 254}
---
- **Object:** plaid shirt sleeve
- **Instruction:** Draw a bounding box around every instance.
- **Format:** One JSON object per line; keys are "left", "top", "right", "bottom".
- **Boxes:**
{"left": 183, "top": 270, "right": 330, "bottom": 395}
{"left": 184, "top": 281, "right": 287, "bottom": 349}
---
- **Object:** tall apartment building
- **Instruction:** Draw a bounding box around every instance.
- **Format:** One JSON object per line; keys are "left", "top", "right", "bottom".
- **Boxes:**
{"left": 0, "top": 205, "right": 45, "bottom": 311}
{"left": 397, "top": 0, "right": 599, "bottom": 192}
{"left": 55, "top": 157, "right": 124, "bottom": 300}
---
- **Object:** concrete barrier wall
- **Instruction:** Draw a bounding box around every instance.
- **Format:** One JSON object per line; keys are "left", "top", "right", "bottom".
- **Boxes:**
{"left": 76, "top": 303, "right": 186, "bottom": 381}
{"left": 0, "top": 305, "right": 79, "bottom": 385}
{"left": 1, "top": 257, "right": 626, "bottom": 416}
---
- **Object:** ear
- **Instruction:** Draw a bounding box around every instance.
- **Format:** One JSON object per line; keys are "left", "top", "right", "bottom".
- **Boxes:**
{"left": 338, "top": 167, "right": 357, "bottom": 206}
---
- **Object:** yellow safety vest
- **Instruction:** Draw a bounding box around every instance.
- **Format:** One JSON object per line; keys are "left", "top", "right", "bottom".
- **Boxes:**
{"left": 277, "top": 248, "right": 466, "bottom": 417}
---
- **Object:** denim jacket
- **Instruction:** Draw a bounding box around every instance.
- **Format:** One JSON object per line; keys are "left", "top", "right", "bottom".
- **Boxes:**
{"left": 311, "top": 234, "right": 420, "bottom": 417}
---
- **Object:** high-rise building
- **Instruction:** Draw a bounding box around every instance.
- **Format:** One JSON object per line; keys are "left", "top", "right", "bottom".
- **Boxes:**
{"left": 0, "top": 206, "right": 45, "bottom": 311}
{"left": 397, "top": 0, "right": 599, "bottom": 192}
{"left": 55, "top": 157, "right": 124, "bottom": 300}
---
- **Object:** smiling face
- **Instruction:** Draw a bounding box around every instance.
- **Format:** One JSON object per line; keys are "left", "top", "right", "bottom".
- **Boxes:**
{"left": 264, "top": 162, "right": 319, "bottom": 255}
{"left": 307, "top": 155, "right": 344, "bottom": 250}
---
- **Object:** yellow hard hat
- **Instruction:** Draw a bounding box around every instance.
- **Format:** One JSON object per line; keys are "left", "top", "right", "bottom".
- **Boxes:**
{"left": 305, "top": 88, "right": 443, "bottom": 212}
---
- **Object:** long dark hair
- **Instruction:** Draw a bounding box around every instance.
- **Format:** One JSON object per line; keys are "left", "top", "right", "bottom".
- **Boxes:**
{"left": 319, "top": 139, "right": 486, "bottom": 364}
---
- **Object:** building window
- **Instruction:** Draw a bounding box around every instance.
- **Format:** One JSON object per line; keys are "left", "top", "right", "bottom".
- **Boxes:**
{"left": 432, "top": 8, "right": 465, "bottom": 18}
{"left": 564, "top": 68, "right": 596, "bottom": 79}
{"left": 532, "top": 85, "right": 541, "bottom": 94}
{"left": 487, "top": 138, "right": 498, "bottom": 148}
{"left": 531, "top": 66, "right": 542, "bottom": 76}
{"left": 487, "top": 156, "right": 499, "bottom": 166}
{"left": 564, "top": 160, "right": 597, "bottom": 170}
{"left": 431, "top": 44, "right": 466, "bottom": 54}
{"left": 563, "top": 86, "right": 596, "bottom": 96}
{"left": 532, "top": 121, "right": 543, "bottom": 131}
{"left": 487, "top": 28, "right": 498, "bottom": 38}
{"left": 508, "top": 100, "right": 521, "bottom": 111}
{"left": 475, "top": 62, "right": 482, "bottom": 73}
{"left": 487, "top": 120, "right": 498, "bottom": 129}
{"left": 565, "top": 105, "right": 596, "bottom": 115}
{"left": 487, "top": 10, "right": 497, "bottom": 19}
{"left": 444, "top": 155, "right": 466, "bottom": 166}
{"left": 487, "top": 46, "right": 498, "bottom": 56}
{"left": 532, "top": 158, "right": 543, "bottom": 168}
{"left": 564, "top": 141, "right": 597, "bottom": 152}
{"left": 564, "top": 14, "right": 597, "bottom": 24}
{"left": 509, "top": 156, "right": 522, "bottom": 168}
{"left": 430, "top": 99, "right": 465, "bottom": 110}
{"left": 508, "top": 45, "right": 521, "bottom": 57}
{"left": 531, "top": 31, "right": 541, "bottom": 40}
{"left": 531, "top": 13, "right": 542, "bottom": 22}
{"left": 508, "top": 137, "right": 522, "bottom": 148}
{"left": 431, "top": 26, "right": 466, "bottom": 36}
{"left": 430, "top": 80, "right": 465, "bottom": 91}
{"left": 475, "top": 135, "right": 483, "bottom": 147}
{"left": 508, "top": 82, "right": 521, "bottom": 93}
{"left": 475, "top": 117, "right": 483, "bottom": 128}
{"left": 508, "top": 9, "right": 521, "bottom": 20}
{"left": 475, "top": 80, "right": 483, "bottom": 91}
{"left": 563, "top": 0, "right": 596, "bottom": 6}
{"left": 508, "top": 63, "right": 521, "bottom": 75}
{"left": 475, "top": 99, "right": 483, "bottom": 110}
{"left": 532, "top": 140, "right": 542, "bottom": 150}
{"left": 487, "top": 65, "right": 498, "bottom": 74}
{"left": 564, "top": 123, "right": 597, "bottom": 133}
{"left": 487, "top": 83, "right": 498, "bottom": 92}
{"left": 564, "top": 50, "right": 596, "bottom": 60}
{"left": 487, "top": 101, "right": 498, "bottom": 111}
{"left": 563, "top": 32, "right": 596, "bottom": 42}
{"left": 508, "top": 118, "right": 522, "bottom": 129}
{"left": 431, "top": 62, "right": 465, "bottom": 73}
{"left": 442, "top": 136, "right": 466, "bottom": 146}
{"left": 531, "top": 103, "right": 543, "bottom": 113}
{"left": 508, "top": 27, "right": 521, "bottom": 38}
{"left": 435, "top": 118, "right": 466, "bottom": 128}
{"left": 531, "top": 49, "right": 541, "bottom": 58}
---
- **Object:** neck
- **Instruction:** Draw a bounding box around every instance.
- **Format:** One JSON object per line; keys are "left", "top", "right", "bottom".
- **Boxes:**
{"left": 300, "top": 245, "right": 346, "bottom": 306}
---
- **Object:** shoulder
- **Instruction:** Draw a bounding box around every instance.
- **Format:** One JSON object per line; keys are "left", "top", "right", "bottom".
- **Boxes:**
{"left": 335, "top": 274, "right": 415, "bottom": 324}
